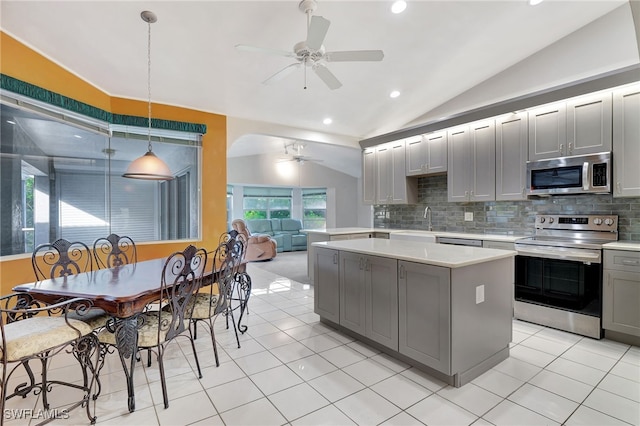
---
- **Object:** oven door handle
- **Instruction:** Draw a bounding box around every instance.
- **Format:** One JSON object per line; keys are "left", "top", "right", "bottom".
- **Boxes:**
{"left": 515, "top": 246, "right": 601, "bottom": 264}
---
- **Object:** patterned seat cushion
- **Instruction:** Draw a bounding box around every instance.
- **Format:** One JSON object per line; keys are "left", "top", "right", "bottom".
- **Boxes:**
{"left": 187, "top": 293, "right": 221, "bottom": 319}
{"left": 97, "top": 310, "right": 176, "bottom": 348}
{"left": 1, "top": 316, "right": 93, "bottom": 362}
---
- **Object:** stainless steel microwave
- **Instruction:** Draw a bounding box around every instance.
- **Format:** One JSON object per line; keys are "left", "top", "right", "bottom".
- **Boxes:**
{"left": 526, "top": 152, "right": 611, "bottom": 196}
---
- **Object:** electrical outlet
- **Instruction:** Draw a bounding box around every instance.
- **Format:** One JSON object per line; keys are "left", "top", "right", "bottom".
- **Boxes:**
{"left": 476, "top": 285, "right": 485, "bottom": 304}
{"left": 464, "top": 212, "right": 473, "bottom": 221}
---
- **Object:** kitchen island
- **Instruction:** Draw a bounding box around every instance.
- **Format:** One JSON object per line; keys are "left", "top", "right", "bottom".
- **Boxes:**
{"left": 313, "top": 238, "right": 515, "bottom": 387}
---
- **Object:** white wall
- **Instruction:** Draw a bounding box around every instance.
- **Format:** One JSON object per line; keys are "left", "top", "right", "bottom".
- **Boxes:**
{"left": 227, "top": 153, "right": 359, "bottom": 227}
{"left": 407, "top": 3, "right": 640, "bottom": 127}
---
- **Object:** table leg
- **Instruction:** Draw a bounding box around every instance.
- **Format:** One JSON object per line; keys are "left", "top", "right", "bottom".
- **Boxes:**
{"left": 105, "top": 315, "right": 140, "bottom": 413}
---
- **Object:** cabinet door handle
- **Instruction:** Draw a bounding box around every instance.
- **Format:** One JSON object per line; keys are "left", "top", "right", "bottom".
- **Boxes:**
{"left": 621, "top": 259, "right": 639, "bottom": 266}
{"left": 359, "top": 258, "right": 364, "bottom": 270}
{"left": 333, "top": 252, "right": 338, "bottom": 264}
{"left": 560, "top": 143, "right": 564, "bottom": 153}
{"left": 365, "top": 259, "right": 370, "bottom": 271}
{"left": 568, "top": 142, "right": 573, "bottom": 154}
{"left": 399, "top": 264, "right": 405, "bottom": 279}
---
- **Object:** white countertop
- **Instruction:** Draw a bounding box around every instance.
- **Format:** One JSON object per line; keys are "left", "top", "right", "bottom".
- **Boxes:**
{"left": 603, "top": 241, "right": 640, "bottom": 252}
{"left": 312, "top": 238, "right": 516, "bottom": 268}
{"left": 304, "top": 227, "right": 525, "bottom": 243}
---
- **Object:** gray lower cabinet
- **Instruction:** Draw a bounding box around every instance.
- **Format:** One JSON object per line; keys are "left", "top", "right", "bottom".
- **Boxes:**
{"left": 603, "top": 250, "right": 640, "bottom": 337}
{"left": 313, "top": 247, "right": 340, "bottom": 323}
{"left": 339, "top": 252, "right": 398, "bottom": 350}
{"left": 398, "top": 261, "right": 451, "bottom": 373}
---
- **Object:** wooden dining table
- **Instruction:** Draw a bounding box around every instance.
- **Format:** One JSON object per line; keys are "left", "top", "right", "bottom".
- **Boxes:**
{"left": 12, "top": 256, "right": 249, "bottom": 413}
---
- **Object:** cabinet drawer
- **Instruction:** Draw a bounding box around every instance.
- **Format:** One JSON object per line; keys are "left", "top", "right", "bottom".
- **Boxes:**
{"left": 604, "top": 250, "right": 640, "bottom": 273}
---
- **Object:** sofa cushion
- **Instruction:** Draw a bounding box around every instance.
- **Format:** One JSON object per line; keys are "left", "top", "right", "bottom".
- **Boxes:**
{"left": 281, "top": 219, "right": 302, "bottom": 232}
{"left": 248, "top": 219, "right": 274, "bottom": 235}
{"left": 270, "top": 219, "right": 282, "bottom": 233}
{"left": 291, "top": 234, "right": 307, "bottom": 248}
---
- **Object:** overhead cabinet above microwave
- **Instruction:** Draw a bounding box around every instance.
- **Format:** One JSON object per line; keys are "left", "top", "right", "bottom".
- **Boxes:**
{"left": 528, "top": 92, "right": 612, "bottom": 161}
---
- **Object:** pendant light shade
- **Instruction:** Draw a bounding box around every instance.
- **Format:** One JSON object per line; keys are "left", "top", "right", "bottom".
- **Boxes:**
{"left": 122, "top": 150, "right": 173, "bottom": 180}
{"left": 123, "top": 10, "right": 174, "bottom": 181}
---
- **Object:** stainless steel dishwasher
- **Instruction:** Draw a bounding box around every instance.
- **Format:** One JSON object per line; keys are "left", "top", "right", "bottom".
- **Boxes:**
{"left": 436, "top": 237, "right": 483, "bottom": 247}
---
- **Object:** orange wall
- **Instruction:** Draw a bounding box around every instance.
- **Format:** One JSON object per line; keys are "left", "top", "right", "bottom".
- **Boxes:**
{"left": 0, "top": 32, "right": 227, "bottom": 294}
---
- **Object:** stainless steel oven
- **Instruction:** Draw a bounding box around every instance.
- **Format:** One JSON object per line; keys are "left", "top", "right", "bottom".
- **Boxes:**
{"left": 514, "top": 214, "right": 618, "bottom": 339}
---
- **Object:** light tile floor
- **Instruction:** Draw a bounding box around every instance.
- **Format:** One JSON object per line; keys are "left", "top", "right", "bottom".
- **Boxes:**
{"left": 5, "top": 264, "right": 640, "bottom": 425}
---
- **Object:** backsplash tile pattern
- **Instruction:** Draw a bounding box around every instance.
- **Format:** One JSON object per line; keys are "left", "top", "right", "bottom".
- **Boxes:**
{"left": 373, "top": 175, "right": 640, "bottom": 241}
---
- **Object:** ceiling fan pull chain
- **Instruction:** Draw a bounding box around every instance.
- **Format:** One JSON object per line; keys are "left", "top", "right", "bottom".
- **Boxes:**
{"left": 304, "top": 58, "right": 308, "bottom": 90}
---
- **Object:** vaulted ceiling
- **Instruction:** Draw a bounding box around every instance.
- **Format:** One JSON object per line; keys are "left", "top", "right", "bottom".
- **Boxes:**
{"left": 1, "top": 1, "right": 638, "bottom": 178}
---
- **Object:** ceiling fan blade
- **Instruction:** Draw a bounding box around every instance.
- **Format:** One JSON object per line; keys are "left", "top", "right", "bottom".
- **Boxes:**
{"left": 325, "top": 50, "right": 385, "bottom": 62}
{"left": 235, "top": 44, "right": 295, "bottom": 58}
{"left": 306, "top": 16, "right": 330, "bottom": 51}
{"left": 262, "top": 63, "right": 302, "bottom": 85}
{"left": 313, "top": 64, "right": 342, "bottom": 90}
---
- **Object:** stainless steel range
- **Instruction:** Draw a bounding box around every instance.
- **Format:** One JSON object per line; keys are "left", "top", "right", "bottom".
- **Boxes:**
{"left": 514, "top": 214, "right": 618, "bottom": 339}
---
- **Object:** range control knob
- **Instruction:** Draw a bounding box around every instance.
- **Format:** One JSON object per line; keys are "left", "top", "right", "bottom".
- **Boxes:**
{"left": 548, "top": 217, "right": 554, "bottom": 223}
{"left": 604, "top": 218, "right": 614, "bottom": 226}
{"left": 539, "top": 217, "right": 546, "bottom": 223}
{"left": 593, "top": 218, "right": 603, "bottom": 225}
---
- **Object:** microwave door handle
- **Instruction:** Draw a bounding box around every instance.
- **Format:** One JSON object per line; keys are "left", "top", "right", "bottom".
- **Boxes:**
{"left": 583, "top": 162, "right": 590, "bottom": 191}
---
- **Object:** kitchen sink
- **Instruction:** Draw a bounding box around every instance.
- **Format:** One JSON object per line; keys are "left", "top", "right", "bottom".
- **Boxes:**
{"left": 388, "top": 231, "right": 437, "bottom": 243}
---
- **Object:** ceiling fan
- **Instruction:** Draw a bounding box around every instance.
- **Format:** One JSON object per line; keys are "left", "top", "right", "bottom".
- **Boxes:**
{"left": 235, "top": 0, "right": 384, "bottom": 90}
{"left": 278, "top": 142, "right": 323, "bottom": 164}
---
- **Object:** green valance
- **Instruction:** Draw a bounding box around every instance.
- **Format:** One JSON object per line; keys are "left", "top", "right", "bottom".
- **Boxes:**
{"left": 0, "top": 74, "right": 207, "bottom": 134}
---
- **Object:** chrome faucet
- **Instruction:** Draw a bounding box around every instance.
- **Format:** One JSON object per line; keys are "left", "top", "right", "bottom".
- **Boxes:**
{"left": 423, "top": 206, "right": 432, "bottom": 231}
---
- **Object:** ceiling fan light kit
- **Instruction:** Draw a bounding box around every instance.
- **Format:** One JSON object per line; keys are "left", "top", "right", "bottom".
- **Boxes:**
{"left": 236, "top": 0, "right": 384, "bottom": 90}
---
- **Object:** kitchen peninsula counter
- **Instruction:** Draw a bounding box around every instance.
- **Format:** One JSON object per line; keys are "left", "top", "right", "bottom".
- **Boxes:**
{"left": 313, "top": 238, "right": 515, "bottom": 387}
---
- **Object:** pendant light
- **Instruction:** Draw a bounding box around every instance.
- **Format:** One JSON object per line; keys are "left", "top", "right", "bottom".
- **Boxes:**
{"left": 123, "top": 10, "right": 174, "bottom": 180}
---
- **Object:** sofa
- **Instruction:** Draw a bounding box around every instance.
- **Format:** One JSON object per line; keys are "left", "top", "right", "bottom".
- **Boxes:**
{"left": 231, "top": 219, "right": 277, "bottom": 262}
{"left": 245, "top": 219, "right": 307, "bottom": 253}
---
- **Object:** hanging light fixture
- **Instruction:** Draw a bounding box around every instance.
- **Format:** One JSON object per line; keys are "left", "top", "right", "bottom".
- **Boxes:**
{"left": 123, "top": 10, "right": 174, "bottom": 180}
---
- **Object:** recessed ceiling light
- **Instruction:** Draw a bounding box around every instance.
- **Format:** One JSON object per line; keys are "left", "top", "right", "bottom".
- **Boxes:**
{"left": 529, "top": 0, "right": 543, "bottom": 5}
{"left": 389, "top": 90, "right": 400, "bottom": 98}
{"left": 73, "top": 135, "right": 83, "bottom": 139}
{"left": 6, "top": 120, "right": 16, "bottom": 125}
{"left": 391, "top": 1, "right": 407, "bottom": 14}
{"left": 323, "top": 118, "right": 332, "bottom": 125}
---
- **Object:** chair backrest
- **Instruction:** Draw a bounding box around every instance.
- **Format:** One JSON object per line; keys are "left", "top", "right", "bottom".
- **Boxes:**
{"left": 160, "top": 245, "right": 208, "bottom": 341}
{"left": 32, "top": 239, "right": 92, "bottom": 281}
{"left": 93, "top": 234, "right": 137, "bottom": 269}
{"left": 211, "top": 233, "right": 245, "bottom": 316}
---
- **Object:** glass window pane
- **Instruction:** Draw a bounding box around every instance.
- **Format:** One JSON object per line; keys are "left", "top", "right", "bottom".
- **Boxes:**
{"left": 0, "top": 100, "right": 201, "bottom": 256}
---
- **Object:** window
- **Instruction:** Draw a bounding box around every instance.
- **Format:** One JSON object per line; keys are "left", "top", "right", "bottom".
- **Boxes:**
{"left": 0, "top": 96, "right": 201, "bottom": 256}
{"left": 302, "top": 188, "right": 326, "bottom": 229}
{"left": 243, "top": 187, "right": 291, "bottom": 220}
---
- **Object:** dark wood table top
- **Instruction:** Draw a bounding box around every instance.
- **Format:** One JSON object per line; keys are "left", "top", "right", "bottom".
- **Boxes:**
{"left": 12, "top": 257, "right": 238, "bottom": 318}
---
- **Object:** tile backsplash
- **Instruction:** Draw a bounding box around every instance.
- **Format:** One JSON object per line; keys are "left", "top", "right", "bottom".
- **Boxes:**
{"left": 373, "top": 175, "right": 640, "bottom": 241}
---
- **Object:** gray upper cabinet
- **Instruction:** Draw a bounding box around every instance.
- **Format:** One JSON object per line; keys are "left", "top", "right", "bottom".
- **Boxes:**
{"left": 373, "top": 140, "right": 417, "bottom": 205}
{"left": 406, "top": 132, "right": 447, "bottom": 176}
{"left": 362, "top": 147, "right": 376, "bottom": 205}
{"left": 567, "top": 93, "right": 612, "bottom": 156}
{"left": 313, "top": 247, "right": 340, "bottom": 323}
{"left": 447, "top": 120, "right": 495, "bottom": 202}
{"left": 613, "top": 84, "right": 640, "bottom": 198}
{"left": 495, "top": 112, "right": 528, "bottom": 201}
{"left": 528, "top": 102, "right": 567, "bottom": 161}
{"left": 529, "top": 93, "right": 612, "bottom": 161}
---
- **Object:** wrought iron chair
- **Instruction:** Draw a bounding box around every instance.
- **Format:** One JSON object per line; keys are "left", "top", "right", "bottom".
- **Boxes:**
{"left": 32, "top": 238, "right": 108, "bottom": 331}
{"left": 0, "top": 294, "right": 100, "bottom": 425}
{"left": 225, "top": 230, "right": 252, "bottom": 348}
{"left": 97, "top": 245, "right": 207, "bottom": 409}
{"left": 92, "top": 234, "right": 137, "bottom": 269}
{"left": 188, "top": 233, "right": 245, "bottom": 366}
{"left": 32, "top": 238, "right": 93, "bottom": 281}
